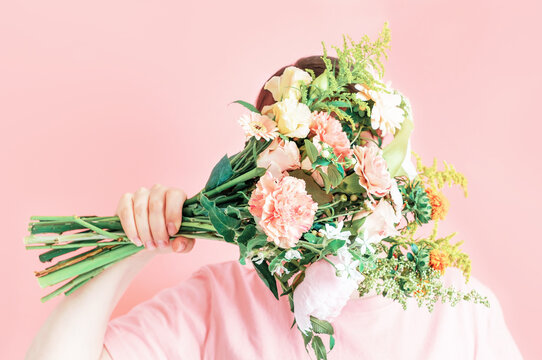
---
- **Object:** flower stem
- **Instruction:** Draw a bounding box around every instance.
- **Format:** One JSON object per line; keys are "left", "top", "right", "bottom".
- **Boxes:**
{"left": 185, "top": 167, "right": 266, "bottom": 206}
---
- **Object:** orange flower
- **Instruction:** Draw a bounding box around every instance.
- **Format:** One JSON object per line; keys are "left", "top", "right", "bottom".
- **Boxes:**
{"left": 429, "top": 249, "right": 449, "bottom": 272}
{"left": 425, "top": 187, "right": 449, "bottom": 221}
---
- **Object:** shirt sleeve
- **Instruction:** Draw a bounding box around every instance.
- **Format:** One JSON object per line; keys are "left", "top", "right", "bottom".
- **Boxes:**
{"left": 479, "top": 293, "right": 523, "bottom": 359}
{"left": 103, "top": 266, "right": 212, "bottom": 360}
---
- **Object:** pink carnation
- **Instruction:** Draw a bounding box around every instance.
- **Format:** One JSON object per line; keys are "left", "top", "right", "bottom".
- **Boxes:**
{"left": 249, "top": 172, "right": 318, "bottom": 248}
{"left": 309, "top": 111, "right": 353, "bottom": 160}
{"left": 353, "top": 142, "right": 392, "bottom": 198}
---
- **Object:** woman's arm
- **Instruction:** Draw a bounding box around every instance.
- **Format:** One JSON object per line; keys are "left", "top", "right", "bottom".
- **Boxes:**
{"left": 26, "top": 184, "right": 194, "bottom": 360}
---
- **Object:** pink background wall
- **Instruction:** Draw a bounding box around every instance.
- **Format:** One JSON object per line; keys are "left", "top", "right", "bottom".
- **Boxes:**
{"left": 1, "top": 0, "right": 539, "bottom": 358}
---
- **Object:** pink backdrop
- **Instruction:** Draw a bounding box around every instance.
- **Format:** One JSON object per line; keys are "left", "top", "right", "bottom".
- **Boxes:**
{"left": 1, "top": 1, "right": 540, "bottom": 358}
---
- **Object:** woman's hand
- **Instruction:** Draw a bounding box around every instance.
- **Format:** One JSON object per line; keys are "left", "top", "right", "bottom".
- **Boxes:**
{"left": 115, "top": 184, "right": 194, "bottom": 253}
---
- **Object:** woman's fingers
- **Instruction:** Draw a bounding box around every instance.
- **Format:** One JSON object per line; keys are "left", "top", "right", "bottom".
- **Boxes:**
{"left": 165, "top": 188, "right": 186, "bottom": 236}
{"left": 116, "top": 193, "right": 142, "bottom": 246}
{"left": 171, "top": 237, "right": 195, "bottom": 253}
{"left": 148, "top": 184, "right": 169, "bottom": 248}
{"left": 133, "top": 186, "right": 155, "bottom": 249}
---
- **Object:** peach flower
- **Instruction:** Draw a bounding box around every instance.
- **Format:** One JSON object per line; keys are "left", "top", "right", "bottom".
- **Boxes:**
{"left": 309, "top": 111, "right": 353, "bottom": 160}
{"left": 353, "top": 142, "right": 392, "bottom": 198}
{"left": 257, "top": 138, "right": 301, "bottom": 178}
{"left": 293, "top": 252, "right": 360, "bottom": 334}
{"left": 355, "top": 82, "right": 405, "bottom": 137}
{"left": 238, "top": 112, "right": 278, "bottom": 141}
{"left": 354, "top": 200, "right": 400, "bottom": 243}
{"left": 249, "top": 172, "right": 318, "bottom": 248}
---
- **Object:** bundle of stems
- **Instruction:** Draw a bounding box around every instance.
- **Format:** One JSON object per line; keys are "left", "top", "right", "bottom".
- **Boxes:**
{"left": 25, "top": 138, "right": 270, "bottom": 302}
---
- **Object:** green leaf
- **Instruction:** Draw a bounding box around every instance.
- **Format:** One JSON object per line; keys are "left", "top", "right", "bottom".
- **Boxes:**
{"left": 252, "top": 259, "right": 279, "bottom": 299}
{"left": 383, "top": 118, "right": 414, "bottom": 177}
{"left": 335, "top": 173, "right": 365, "bottom": 194}
{"left": 303, "top": 232, "right": 318, "bottom": 243}
{"left": 329, "top": 335, "right": 335, "bottom": 351}
{"left": 232, "top": 100, "right": 260, "bottom": 114}
{"left": 312, "top": 157, "right": 331, "bottom": 168}
{"left": 246, "top": 234, "right": 268, "bottom": 253}
{"left": 236, "top": 225, "right": 257, "bottom": 265}
{"left": 351, "top": 216, "right": 366, "bottom": 235}
{"left": 200, "top": 195, "right": 240, "bottom": 229}
{"left": 225, "top": 205, "right": 242, "bottom": 219}
{"left": 205, "top": 155, "right": 234, "bottom": 191}
{"left": 302, "top": 331, "right": 313, "bottom": 349}
{"left": 317, "top": 168, "right": 332, "bottom": 193}
{"left": 327, "top": 100, "right": 351, "bottom": 109}
{"left": 200, "top": 195, "right": 240, "bottom": 243}
{"left": 411, "top": 243, "right": 419, "bottom": 254}
{"left": 237, "top": 225, "right": 256, "bottom": 246}
{"left": 311, "top": 335, "right": 328, "bottom": 360}
{"left": 288, "top": 169, "right": 333, "bottom": 205}
{"left": 407, "top": 252, "right": 415, "bottom": 261}
{"left": 387, "top": 244, "right": 398, "bottom": 259}
{"left": 327, "top": 164, "right": 343, "bottom": 187}
{"left": 304, "top": 139, "right": 319, "bottom": 162}
{"left": 310, "top": 316, "right": 335, "bottom": 335}
{"left": 324, "top": 239, "right": 346, "bottom": 253}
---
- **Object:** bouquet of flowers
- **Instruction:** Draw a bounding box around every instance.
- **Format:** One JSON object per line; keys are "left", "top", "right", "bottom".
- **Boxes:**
{"left": 25, "top": 24, "right": 488, "bottom": 359}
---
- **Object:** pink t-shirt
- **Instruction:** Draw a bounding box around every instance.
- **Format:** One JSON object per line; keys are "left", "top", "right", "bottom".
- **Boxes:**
{"left": 104, "top": 260, "right": 522, "bottom": 359}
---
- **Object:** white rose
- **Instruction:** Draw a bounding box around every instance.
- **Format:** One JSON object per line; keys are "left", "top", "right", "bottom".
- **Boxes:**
{"left": 264, "top": 66, "right": 312, "bottom": 101}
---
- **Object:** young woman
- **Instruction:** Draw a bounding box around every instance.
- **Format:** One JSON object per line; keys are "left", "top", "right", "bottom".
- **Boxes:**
{"left": 26, "top": 57, "right": 523, "bottom": 360}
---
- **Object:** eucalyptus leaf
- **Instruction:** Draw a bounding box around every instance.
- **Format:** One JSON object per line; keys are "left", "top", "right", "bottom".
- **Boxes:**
{"left": 310, "top": 316, "right": 334, "bottom": 335}
{"left": 311, "top": 335, "right": 328, "bottom": 360}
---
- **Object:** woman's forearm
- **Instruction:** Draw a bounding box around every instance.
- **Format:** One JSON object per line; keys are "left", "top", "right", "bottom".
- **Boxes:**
{"left": 26, "top": 249, "right": 156, "bottom": 360}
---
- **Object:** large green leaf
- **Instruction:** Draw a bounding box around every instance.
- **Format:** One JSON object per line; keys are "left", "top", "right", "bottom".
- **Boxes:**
{"left": 252, "top": 259, "right": 279, "bottom": 299}
{"left": 205, "top": 155, "right": 234, "bottom": 191}
{"left": 334, "top": 173, "right": 365, "bottom": 194}
{"left": 383, "top": 118, "right": 414, "bottom": 177}
{"left": 288, "top": 170, "right": 333, "bottom": 205}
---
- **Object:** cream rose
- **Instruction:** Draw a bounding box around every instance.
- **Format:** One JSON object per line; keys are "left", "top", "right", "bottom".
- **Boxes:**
{"left": 263, "top": 98, "right": 312, "bottom": 138}
{"left": 264, "top": 66, "right": 312, "bottom": 101}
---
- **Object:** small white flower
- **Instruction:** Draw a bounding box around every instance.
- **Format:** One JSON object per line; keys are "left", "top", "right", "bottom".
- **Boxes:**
{"left": 355, "top": 231, "right": 377, "bottom": 255}
{"left": 250, "top": 250, "right": 266, "bottom": 265}
{"left": 321, "top": 222, "right": 351, "bottom": 243}
{"left": 284, "top": 249, "right": 302, "bottom": 261}
{"left": 335, "top": 246, "right": 363, "bottom": 282}
{"left": 271, "top": 263, "right": 290, "bottom": 276}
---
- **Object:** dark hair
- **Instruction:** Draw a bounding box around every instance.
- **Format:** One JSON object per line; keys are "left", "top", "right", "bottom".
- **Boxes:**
{"left": 255, "top": 55, "right": 340, "bottom": 112}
